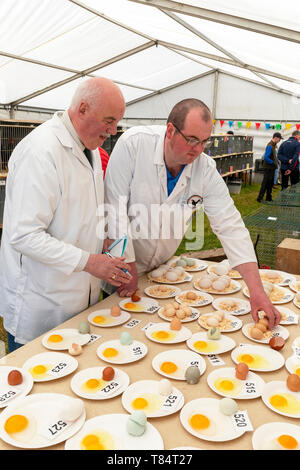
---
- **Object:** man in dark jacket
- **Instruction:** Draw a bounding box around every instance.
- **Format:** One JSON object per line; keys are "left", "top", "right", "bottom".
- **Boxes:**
{"left": 277, "top": 130, "right": 300, "bottom": 190}
{"left": 257, "top": 132, "right": 282, "bottom": 202}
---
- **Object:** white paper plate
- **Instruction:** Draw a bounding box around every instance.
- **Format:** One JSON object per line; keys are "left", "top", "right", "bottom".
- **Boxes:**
{"left": 194, "top": 279, "right": 241, "bottom": 295}
{"left": 152, "top": 349, "right": 206, "bottom": 381}
{"left": 148, "top": 272, "right": 193, "bottom": 284}
{"left": 252, "top": 422, "right": 300, "bottom": 450}
{"left": 70, "top": 366, "right": 130, "bottom": 400}
{"left": 293, "top": 297, "right": 300, "bottom": 309}
{"left": 157, "top": 306, "right": 200, "bottom": 323}
{"left": 180, "top": 398, "right": 246, "bottom": 442}
{"left": 97, "top": 339, "right": 148, "bottom": 365}
{"left": 293, "top": 336, "right": 300, "bottom": 349}
{"left": 186, "top": 332, "right": 236, "bottom": 355}
{"left": 242, "top": 322, "right": 289, "bottom": 344}
{"left": 198, "top": 313, "right": 243, "bottom": 333}
{"left": 0, "top": 393, "right": 86, "bottom": 449}
{"left": 285, "top": 355, "right": 300, "bottom": 376}
{"left": 212, "top": 297, "right": 251, "bottom": 316}
{"left": 231, "top": 344, "right": 285, "bottom": 372}
{"left": 168, "top": 258, "right": 208, "bottom": 272}
{"left": 0, "top": 366, "right": 33, "bottom": 408}
{"left": 88, "top": 309, "right": 131, "bottom": 327}
{"left": 259, "top": 269, "right": 296, "bottom": 287}
{"left": 277, "top": 306, "right": 299, "bottom": 325}
{"left": 121, "top": 379, "right": 184, "bottom": 418}
{"left": 207, "top": 264, "right": 242, "bottom": 279}
{"left": 42, "top": 329, "right": 91, "bottom": 351}
{"left": 207, "top": 367, "right": 265, "bottom": 399}
{"left": 22, "top": 352, "right": 78, "bottom": 382}
{"left": 289, "top": 280, "right": 300, "bottom": 293}
{"left": 144, "top": 285, "right": 181, "bottom": 299}
{"left": 262, "top": 381, "right": 300, "bottom": 418}
{"left": 243, "top": 285, "right": 294, "bottom": 304}
{"left": 175, "top": 290, "right": 213, "bottom": 308}
{"left": 119, "top": 297, "right": 159, "bottom": 314}
{"left": 145, "top": 322, "right": 192, "bottom": 344}
{"left": 64, "top": 413, "right": 164, "bottom": 450}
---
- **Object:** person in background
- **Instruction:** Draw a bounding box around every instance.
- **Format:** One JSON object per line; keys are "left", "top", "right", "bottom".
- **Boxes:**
{"left": 257, "top": 132, "right": 282, "bottom": 203}
{"left": 0, "top": 77, "right": 131, "bottom": 352}
{"left": 277, "top": 130, "right": 300, "bottom": 190}
{"left": 99, "top": 147, "right": 110, "bottom": 178}
{"left": 104, "top": 98, "right": 281, "bottom": 329}
{"left": 226, "top": 130, "right": 234, "bottom": 135}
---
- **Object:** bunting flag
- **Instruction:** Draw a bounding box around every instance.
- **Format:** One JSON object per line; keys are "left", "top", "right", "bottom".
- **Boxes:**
{"left": 220, "top": 120, "right": 225, "bottom": 127}
{"left": 285, "top": 123, "right": 292, "bottom": 131}
{"left": 246, "top": 121, "right": 252, "bottom": 129}
{"left": 265, "top": 123, "right": 271, "bottom": 130}
{"left": 213, "top": 119, "right": 216, "bottom": 124}
{"left": 237, "top": 122, "right": 242, "bottom": 129}
{"left": 228, "top": 120, "right": 234, "bottom": 128}
{"left": 255, "top": 122, "right": 261, "bottom": 130}
{"left": 276, "top": 123, "right": 282, "bottom": 130}
{"left": 296, "top": 124, "right": 300, "bottom": 131}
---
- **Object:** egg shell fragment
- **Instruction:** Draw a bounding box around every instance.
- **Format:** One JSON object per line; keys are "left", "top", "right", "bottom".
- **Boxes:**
{"left": 235, "top": 362, "right": 249, "bottom": 380}
{"left": 127, "top": 411, "right": 147, "bottom": 436}
{"left": 102, "top": 366, "right": 115, "bottom": 381}
{"left": 219, "top": 398, "right": 238, "bottom": 416}
{"left": 159, "top": 378, "right": 173, "bottom": 396}
{"left": 78, "top": 321, "right": 90, "bottom": 334}
{"left": 269, "top": 336, "right": 285, "bottom": 351}
{"left": 286, "top": 374, "right": 300, "bottom": 392}
{"left": 7, "top": 370, "right": 23, "bottom": 386}
{"left": 185, "top": 366, "right": 200, "bottom": 384}
{"left": 60, "top": 398, "right": 84, "bottom": 422}
{"left": 111, "top": 305, "right": 121, "bottom": 317}
{"left": 170, "top": 318, "right": 182, "bottom": 331}
{"left": 120, "top": 332, "right": 133, "bottom": 345}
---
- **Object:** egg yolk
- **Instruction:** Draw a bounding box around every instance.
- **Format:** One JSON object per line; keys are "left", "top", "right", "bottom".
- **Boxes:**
{"left": 194, "top": 340, "right": 208, "bottom": 349}
{"left": 48, "top": 334, "right": 63, "bottom": 343}
{"left": 154, "top": 331, "right": 169, "bottom": 340}
{"left": 219, "top": 379, "right": 234, "bottom": 391}
{"left": 132, "top": 397, "right": 148, "bottom": 410}
{"left": 85, "top": 379, "right": 101, "bottom": 389}
{"left": 239, "top": 354, "right": 254, "bottom": 364}
{"left": 93, "top": 315, "right": 105, "bottom": 324}
{"left": 4, "top": 415, "right": 28, "bottom": 434}
{"left": 295, "top": 368, "right": 300, "bottom": 377}
{"left": 277, "top": 434, "right": 298, "bottom": 450}
{"left": 270, "top": 394, "right": 288, "bottom": 408}
{"left": 124, "top": 303, "right": 137, "bottom": 309}
{"left": 103, "top": 348, "right": 118, "bottom": 358}
{"left": 32, "top": 365, "right": 47, "bottom": 375}
{"left": 160, "top": 361, "right": 178, "bottom": 374}
{"left": 81, "top": 434, "right": 105, "bottom": 450}
{"left": 189, "top": 414, "right": 210, "bottom": 430}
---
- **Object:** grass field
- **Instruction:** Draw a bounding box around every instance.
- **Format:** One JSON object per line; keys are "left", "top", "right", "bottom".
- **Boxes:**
{"left": 0, "top": 182, "right": 270, "bottom": 355}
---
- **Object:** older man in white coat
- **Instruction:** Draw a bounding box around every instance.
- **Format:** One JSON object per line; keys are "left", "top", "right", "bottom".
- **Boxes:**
{"left": 0, "top": 77, "right": 131, "bottom": 352}
{"left": 104, "top": 98, "right": 281, "bottom": 329}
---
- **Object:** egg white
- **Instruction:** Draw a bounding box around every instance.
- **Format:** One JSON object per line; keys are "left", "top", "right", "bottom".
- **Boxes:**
{"left": 4, "top": 412, "right": 37, "bottom": 443}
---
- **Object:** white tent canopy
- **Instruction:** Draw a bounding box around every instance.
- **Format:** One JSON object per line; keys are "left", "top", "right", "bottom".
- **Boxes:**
{"left": 0, "top": 0, "right": 299, "bottom": 156}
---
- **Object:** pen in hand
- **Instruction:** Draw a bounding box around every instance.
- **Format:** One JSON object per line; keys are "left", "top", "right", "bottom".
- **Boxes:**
{"left": 105, "top": 252, "right": 132, "bottom": 278}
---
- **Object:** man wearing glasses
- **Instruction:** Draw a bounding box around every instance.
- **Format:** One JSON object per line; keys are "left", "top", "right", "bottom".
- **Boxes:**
{"left": 104, "top": 98, "right": 281, "bottom": 328}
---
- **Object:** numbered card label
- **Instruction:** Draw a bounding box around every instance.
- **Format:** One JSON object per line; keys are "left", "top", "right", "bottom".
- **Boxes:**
{"left": 284, "top": 314, "right": 298, "bottom": 325}
{"left": 141, "top": 322, "right": 155, "bottom": 331}
{"left": 124, "top": 319, "right": 141, "bottom": 329}
{"left": 130, "top": 345, "right": 145, "bottom": 359}
{"left": 189, "top": 360, "right": 201, "bottom": 368}
{"left": 234, "top": 308, "right": 247, "bottom": 315}
{"left": 207, "top": 354, "right": 225, "bottom": 367}
{"left": 0, "top": 388, "right": 22, "bottom": 405}
{"left": 232, "top": 410, "right": 253, "bottom": 432}
{"left": 99, "top": 380, "right": 121, "bottom": 397}
{"left": 242, "top": 381, "right": 258, "bottom": 396}
{"left": 48, "top": 362, "right": 68, "bottom": 377}
{"left": 88, "top": 334, "right": 101, "bottom": 344}
{"left": 145, "top": 304, "right": 159, "bottom": 314}
{"left": 292, "top": 346, "right": 300, "bottom": 358}
{"left": 189, "top": 311, "right": 199, "bottom": 320}
{"left": 162, "top": 394, "right": 180, "bottom": 411}
{"left": 38, "top": 418, "right": 71, "bottom": 441}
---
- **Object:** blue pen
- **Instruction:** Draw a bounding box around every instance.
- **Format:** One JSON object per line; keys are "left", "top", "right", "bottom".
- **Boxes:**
{"left": 105, "top": 251, "right": 132, "bottom": 278}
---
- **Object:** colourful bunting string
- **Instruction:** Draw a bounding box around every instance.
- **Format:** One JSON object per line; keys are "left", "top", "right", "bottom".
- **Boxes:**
{"left": 265, "top": 123, "right": 271, "bottom": 130}
{"left": 285, "top": 123, "right": 292, "bottom": 131}
{"left": 276, "top": 123, "right": 282, "bottom": 130}
{"left": 220, "top": 120, "right": 225, "bottom": 127}
{"left": 228, "top": 120, "right": 234, "bottom": 128}
{"left": 246, "top": 122, "right": 252, "bottom": 129}
{"left": 255, "top": 122, "right": 261, "bottom": 130}
{"left": 296, "top": 124, "right": 300, "bottom": 131}
{"left": 237, "top": 122, "right": 242, "bottom": 129}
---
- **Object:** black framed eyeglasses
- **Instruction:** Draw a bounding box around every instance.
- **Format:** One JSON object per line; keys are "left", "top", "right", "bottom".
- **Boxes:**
{"left": 172, "top": 123, "right": 211, "bottom": 148}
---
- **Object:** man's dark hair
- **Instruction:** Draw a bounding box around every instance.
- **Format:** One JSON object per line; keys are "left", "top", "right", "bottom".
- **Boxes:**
{"left": 167, "top": 98, "right": 212, "bottom": 130}
{"left": 292, "top": 130, "right": 300, "bottom": 137}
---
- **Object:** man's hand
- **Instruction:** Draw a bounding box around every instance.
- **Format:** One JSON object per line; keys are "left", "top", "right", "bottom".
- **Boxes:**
{"left": 235, "top": 262, "right": 281, "bottom": 329}
{"left": 117, "top": 262, "right": 139, "bottom": 297}
{"left": 284, "top": 169, "right": 291, "bottom": 175}
{"left": 83, "top": 254, "right": 131, "bottom": 287}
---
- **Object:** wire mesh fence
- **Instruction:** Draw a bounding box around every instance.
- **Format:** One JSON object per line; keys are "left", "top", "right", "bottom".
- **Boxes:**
{"left": 243, "top": 204, "right": 300, "bottom": 268}
{"left": 268, "top": 183, "right": 300, "bottom": 208}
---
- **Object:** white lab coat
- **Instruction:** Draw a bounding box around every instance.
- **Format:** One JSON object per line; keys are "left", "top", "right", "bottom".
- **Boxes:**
{"left": 104, "top": 125, "right": 257, "bottom": 275}
{"left": 0, "top": 113, "right": 104, "bottom": 344}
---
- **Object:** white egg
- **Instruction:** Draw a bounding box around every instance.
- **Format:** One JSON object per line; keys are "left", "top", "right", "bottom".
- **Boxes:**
{"left": 198, "top": 278, "right": 212, "bottom": 289}
{"left": 214, "top": 311, "right": 224, "bottom": 321}
{"left": 207, "top": 316, "right": 219, "bottom": 327}
{"left": 151, "top": 269, "right": 161, "bottom": 278}
{"left": 208, "top": 273, "right": 219, "bottom": 281}
{"left": 158, "top": 379, "right": 173, "bottom": 396}
{"left": 212, "top": 280, "right": 226, "bottom": 291}
{"left": 219, "top": 275, "right": 231, "bottom": 288}
{"left": 214, "top": 264, "right": 229, "bottom": 276}
{"left": 60, "top": 398, "right": 84, "bottom": 422}
{"left": 166, "top": 271, "right": 178, "bottom": 282}
{"left": 173, "top": 266, "right": 185, "bottom": 275}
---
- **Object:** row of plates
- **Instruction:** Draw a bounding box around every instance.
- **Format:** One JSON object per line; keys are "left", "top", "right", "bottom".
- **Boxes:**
{"left": 0, "top": 374, "right": 299, "bottom": 449}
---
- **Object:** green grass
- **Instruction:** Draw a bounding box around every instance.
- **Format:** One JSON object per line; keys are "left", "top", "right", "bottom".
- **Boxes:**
{"left": 176, "top": 182, "right": 271, "bottom": 254}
